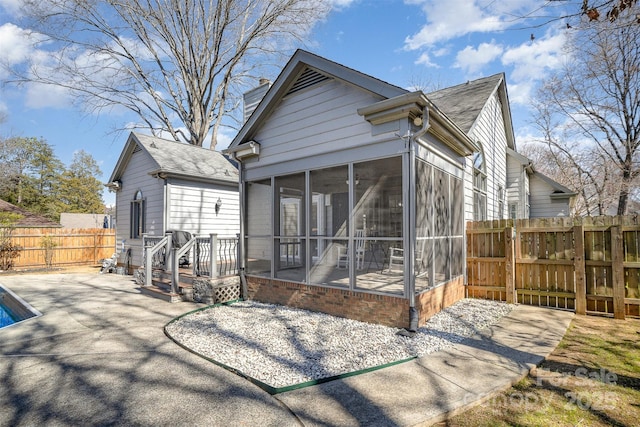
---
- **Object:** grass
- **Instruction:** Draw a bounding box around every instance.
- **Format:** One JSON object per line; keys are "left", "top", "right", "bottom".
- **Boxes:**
{"left": 436, "top": 314, "right": 640, "bottom": 427}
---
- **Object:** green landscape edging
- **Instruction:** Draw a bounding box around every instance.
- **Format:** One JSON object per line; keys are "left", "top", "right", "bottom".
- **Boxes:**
{"left": 164, "top": 301, "right": 418, "bottom": 395}
{"left": 269, "top": 355, "right": 417, "bottom": 394}
{"left": 165, "top": 298, "right": 242, "bottom": 325}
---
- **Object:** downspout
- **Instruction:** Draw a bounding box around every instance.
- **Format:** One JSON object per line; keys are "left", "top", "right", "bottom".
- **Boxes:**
{"left": 163, "top": 177, "right": 169, "bottom": 233}
{"left": 235, "top": 156, "right": 248, "bottom": 300}
{"left": 407, "top": 106, "right": 430, "bottom": 332}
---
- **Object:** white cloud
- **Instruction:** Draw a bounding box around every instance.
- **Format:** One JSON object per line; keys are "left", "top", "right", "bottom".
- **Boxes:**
{"left": 404, "top": 0, "right": 538, "bottom": 50}
{"left": 501, "top": 31, "right": 568, "bottom": 82}
{"left": 24, "top": 82, "right": 73, "bottom": 109}
{"left": 500, "top": 29, "right": 569, "bottom": 105}
{"left": 508, "top": 81, "right": 535, "bottom": 105}
{"left": 0, "top": 23, "right": 39, "bottom": 69}
{"left": 214, "top": 129, "right": 235, "bottom": 151}
{"left": 414, "top": 51, "right": 438, "bottom": 68}
{"left": 329, "top": 0, "right": 357, "bottom": 8}
{"left": 454, "top": 41, "right": 503, "bottom": 75}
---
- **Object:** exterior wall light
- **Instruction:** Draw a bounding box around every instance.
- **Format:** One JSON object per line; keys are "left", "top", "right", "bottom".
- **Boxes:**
{"left": 215, "top": 197, "right": 222, "bottom": 216}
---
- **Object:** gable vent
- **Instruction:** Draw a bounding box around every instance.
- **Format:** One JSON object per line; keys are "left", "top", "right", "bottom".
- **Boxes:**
{"left": 133, "top": 145, "right": 142, "bottom": 153}
{"left": 286, "top": 67, "right": 330, "bottom": 96}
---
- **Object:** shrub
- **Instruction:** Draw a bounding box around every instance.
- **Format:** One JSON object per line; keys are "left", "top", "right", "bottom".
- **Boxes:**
{"left": 0, "top": 213, "right": 23, "bottom": 271}
{"left": 40, "top": 235, "right": 58, "bottom": 268}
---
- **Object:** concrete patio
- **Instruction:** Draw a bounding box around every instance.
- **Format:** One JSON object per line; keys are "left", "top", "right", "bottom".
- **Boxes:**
{"left": 0, "top": 271, "right": 573, "bottom": 426}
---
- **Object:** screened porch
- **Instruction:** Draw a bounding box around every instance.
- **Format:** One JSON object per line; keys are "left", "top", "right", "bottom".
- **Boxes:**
{"left": 244, "top": 152, "right": 465, "bottom": 298}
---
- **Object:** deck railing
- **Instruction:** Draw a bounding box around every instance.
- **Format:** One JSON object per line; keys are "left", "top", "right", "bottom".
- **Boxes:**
{"left": 143, "top": 234, "right": 170, "bottom": 287}
{"left": 142, "top": 232, "right": 239, "bottom": 291}
{"left": 195, "top": 234, "right": 239, "bottom": 277}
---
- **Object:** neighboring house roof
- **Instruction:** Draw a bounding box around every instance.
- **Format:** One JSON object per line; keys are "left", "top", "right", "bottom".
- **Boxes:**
{"left": 60, "top": 213, "right": 111, "bottom": 229}
{"left": 0, "top": 199, "right": 61, "bottom": 228}
{"left": 107, "top": 132, "right": 239, "bottom": 187}
{"left": 427, "top": 73, "right": 516, "bottom": 149}
{"left": 533, "top": 171, "right": 578, "bottom": 199}
{"left": 506, "top": 148, "right": 577, "bottom": 198}
{"left": 228, "top": 49, "right": 480, "bottom": 155}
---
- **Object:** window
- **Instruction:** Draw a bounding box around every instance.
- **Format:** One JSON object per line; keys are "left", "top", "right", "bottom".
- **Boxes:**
{"left": 130, "top": 190, "right": 145, "bottom": 239}
{"left": 472, "top": 149, "right": 487, "bottom": 221}
{"left": 497, "top": 185, "right": 505, "bottom": 219}
{"left": 509, "top": 203, "right": 517, "bottom": 219}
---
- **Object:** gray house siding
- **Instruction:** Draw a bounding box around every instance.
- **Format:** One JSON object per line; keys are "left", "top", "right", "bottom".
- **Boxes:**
{"left": 506, "top": 148, "right": 533, "bottom": 219}
{"left": 245, "top": 79, "right": 386, "bottom": 176}
{"left": 463, "top": 91, "right": 509, "bottom": 222}
{"left": 115, "top": 147, "right": 164, "bottom": 267}
{"left": 529, "top": 175, "right": 572, "bottom": 218}
{"left": 167, "top": 178, "right": 240, "bottom": 236}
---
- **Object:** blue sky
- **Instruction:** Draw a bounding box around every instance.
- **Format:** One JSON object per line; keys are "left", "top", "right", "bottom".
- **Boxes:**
{"left": 0, "top": 0, "right": 575, "bottom": 206}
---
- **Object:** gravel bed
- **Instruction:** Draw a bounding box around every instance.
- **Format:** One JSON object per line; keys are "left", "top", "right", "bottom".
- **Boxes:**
{"left": 165, "top": 298, "right": 514, "bottom": 389}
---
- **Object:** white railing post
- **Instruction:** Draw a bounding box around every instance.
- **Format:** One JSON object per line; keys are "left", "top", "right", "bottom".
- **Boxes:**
{"left": 144, "top": 235, "right": 169, "bottom": 288}
{"left": 210, "top": 233, "right": 218, "bottom": 278}
{"left": 192, "top": 236, "right": 199, "bottom": 276}
{"left": 165, "top": 231, "right": 173, "bottom": 272}
{"left": 143, "top": 234, "right": 151, "bottom": 287}
{"left": 236, "top": 233, "right": 241, "bottom": 276}
{"left": 172, "top": 237, "right": 196, "bottom": 294}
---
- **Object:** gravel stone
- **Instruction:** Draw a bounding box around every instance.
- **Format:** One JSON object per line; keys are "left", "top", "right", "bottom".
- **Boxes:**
{"left": 165, "top": 298, "right": 514, "bottom": 388}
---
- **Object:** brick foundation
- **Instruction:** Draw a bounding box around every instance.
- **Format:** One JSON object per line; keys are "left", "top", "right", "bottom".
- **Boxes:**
{"left": 246, "top": 276, "right": 410, "bottom": 328}
{"left": 415, "top": 276, "right": 466, "bottom": 326}
{"left": 246, "top": 275, "right": 467, "bottom": 329}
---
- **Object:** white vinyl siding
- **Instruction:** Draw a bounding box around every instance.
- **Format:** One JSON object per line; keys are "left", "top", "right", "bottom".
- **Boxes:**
{"left": 464, "top": 92, "right": 509, "bottom": 222}
{"left": 505, "top": 146, "right": 533, "bottom": 220}
{"left": 529, "top": 176, "right": 571, "bottom": 218}
{"left": 246, "top": 79, "right": 385, "bottom": 176}
{"left": 167, "top": 179, "right": 240, "bottom": 237}
{"left": 115, "top": 148, "right": 164, "bottom": 267}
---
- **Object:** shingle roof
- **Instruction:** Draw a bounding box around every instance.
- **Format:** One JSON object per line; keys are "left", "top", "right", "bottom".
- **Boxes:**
{"left": 426, "top": 73, "right": 504, "bottom": 133}
{"left": 0, "top": 199, "right": 61, "bottom": 227}
{"left": 129, "top": 133, "right": 238, "bottom": 184}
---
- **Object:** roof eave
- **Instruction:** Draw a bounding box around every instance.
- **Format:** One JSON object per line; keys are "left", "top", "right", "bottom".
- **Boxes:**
{"left": 229, "top": 49, "right": 406, "bottom": 150}
{"left": 358, "top": 91, "right": 479, "bottom": 156}
{"left": 147, "top": 169, "right": 238, "bottom": 186}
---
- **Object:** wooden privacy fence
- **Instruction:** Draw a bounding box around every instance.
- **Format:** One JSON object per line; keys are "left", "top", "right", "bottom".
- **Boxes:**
{"left": 7, "top": 228, "right": 116, "bottom": 269}
{"left": 466, "top": 216, "right": 640, "bottom": 320}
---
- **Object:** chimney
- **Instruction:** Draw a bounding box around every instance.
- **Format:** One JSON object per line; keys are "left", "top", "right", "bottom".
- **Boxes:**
{"left": 243, "top": 78, "right": 271, "bottom": 123}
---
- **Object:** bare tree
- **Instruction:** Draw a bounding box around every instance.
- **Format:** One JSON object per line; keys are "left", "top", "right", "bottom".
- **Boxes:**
{"left": 514, "top": 1, "right": 639, "bottom": 28}
{"left": 8, "top": 0, "right": 331, "bottom": 148}
{"left": 533, "top": 6, "right": 640, "bottom": 215}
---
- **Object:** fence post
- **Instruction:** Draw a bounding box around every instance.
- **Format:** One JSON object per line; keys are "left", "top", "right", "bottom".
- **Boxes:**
{"left": 210, "top": 233, "right": 218, "bottom": 278}
{"left": 611, "top": 225, "right": 626, "bottom": 320}
{"left": 505, "top": 226, "right": 515, "bottom": 304}
{"left": 574, "top": 225, "right": 587, "bottom": 315}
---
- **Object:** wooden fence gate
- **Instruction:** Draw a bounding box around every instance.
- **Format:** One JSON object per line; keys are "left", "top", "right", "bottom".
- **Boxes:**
{"left": 466, "top": 216, "right": 640, "bottom": 319}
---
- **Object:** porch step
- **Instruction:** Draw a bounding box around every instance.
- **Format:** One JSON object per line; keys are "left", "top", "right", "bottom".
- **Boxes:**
{"left": 139, "top": 267, "right": 235, "bottom": 304}
{"left": 140, "top": 284, "right": 182, "bottom": 303}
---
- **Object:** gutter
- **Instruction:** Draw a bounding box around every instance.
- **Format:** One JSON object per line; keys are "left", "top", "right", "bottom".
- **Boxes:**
{"left": 148, "top": 170, "right": 238, "bottom": 187}
{"left": 358, "top": 91, "right": 478, "bottom": 156}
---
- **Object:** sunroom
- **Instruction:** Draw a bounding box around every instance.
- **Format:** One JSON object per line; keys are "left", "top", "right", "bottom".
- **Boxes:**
{"left": 225, "top": 51, "right": 478, "bottom": 329}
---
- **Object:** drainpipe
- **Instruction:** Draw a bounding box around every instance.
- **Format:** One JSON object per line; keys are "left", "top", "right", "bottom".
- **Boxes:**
{"left": 407, "top": 106, "right": 431, "bottom": 332}
{"left": 235, "top": 158, "right": 248, "bottom": 300}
